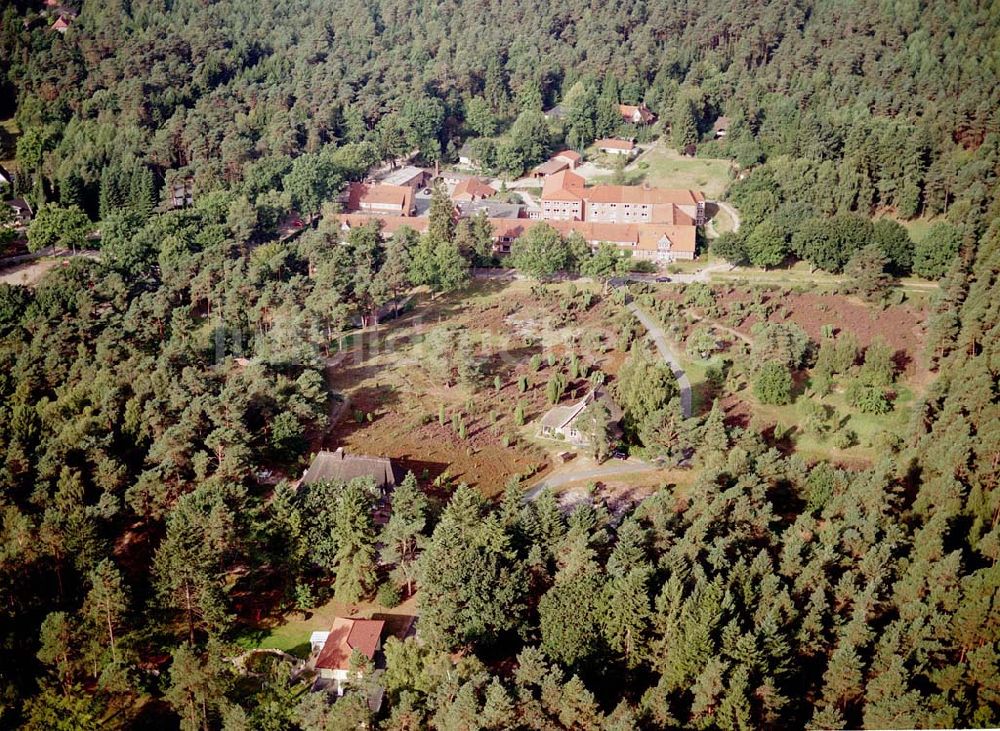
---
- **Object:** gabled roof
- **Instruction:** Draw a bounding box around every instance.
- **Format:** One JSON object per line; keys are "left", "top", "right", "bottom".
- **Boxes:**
{"left": 637, "top": 223, "right": 697, "bottom": 255}
{"left": 533, "top": 158, "right": 570, "bottom": 177}
{"left": 595, "top": 138, "right": 635, "bottom": 151}
{"left": 619, "top": 104, "right": 656, "bottom": 123}
{"left": 6, "top": 198, "right": 32, "bottom": 214}
{"left": 554, "top": 150, "right": 582, "bottom": 163}
{"left": 541, "top": 389, "right": 622, "bottom": 430}
{"left": 382, "top": 165, "right": 428, "bottom": 186}
{"left": 344, "top": 182, "right": 414, "bottom": 213}
{"left": 302, "top": 448, "right": 402, "bottom": 490}
{"left": 315, "top": 618, "right": 385, "bottom": 671}
{"left": 51, "top": 15, "right": 70, "bottom": 31}
{"left": 452, "top": 177, "right": 496, "bottom": 200}
{"left": 339, "top": 214, "right": 428, "bottom": 236}
{"left": 541, "top": 170, "right": 586, "bottom": 201}
{"left": 584, "top": 185, "right": 703, "bottom": 207}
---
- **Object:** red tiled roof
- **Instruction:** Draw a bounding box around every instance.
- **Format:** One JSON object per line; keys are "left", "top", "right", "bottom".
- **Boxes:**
{"left": 619, "top": 104, "right": 656, "bottom": 123}
{"left": 337, "top": 213, "right": 696, "bottom": 256}
{"left": 554, "top": 150, "right": 582, "bottom": 163}
{"left": 344, "top": 182, "right": 413, "bottom": 213}
{"left": 339, "top": 213, "right": 428, "bottom": 236}
{"left": 583, "top": 185, "right": 703, "bottom": 207}
{"left": 315, "top": 618, "right": 385, "bottom": 671}
{"left": 452, "top": 178, "right": 496, "bottom": 200}
{"left": 637, "top": 223, "right": 697, "bottom": 255}
{"left": 541, "top": 170, "right": 586, "bottom": 201}
{"left": 595, "top": 138, "right": 635, "bottom": 151}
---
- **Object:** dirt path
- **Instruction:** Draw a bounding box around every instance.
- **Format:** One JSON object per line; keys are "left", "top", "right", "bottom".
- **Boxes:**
{"left": 627, "top": 302, "right": 693, "bottom": 418}
{"left": 715, "top": 201, "right": 741, "bottom": 232}
{"left": 521, "top": 459, "right": 657, "bottom": 502}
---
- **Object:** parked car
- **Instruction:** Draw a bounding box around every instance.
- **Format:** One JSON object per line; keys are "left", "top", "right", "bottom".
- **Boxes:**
{"left": 610, "top": 448, "right": 628, "bottom": 460}
{"left": 655, "top": 276, "right": 671, "bottom": 283}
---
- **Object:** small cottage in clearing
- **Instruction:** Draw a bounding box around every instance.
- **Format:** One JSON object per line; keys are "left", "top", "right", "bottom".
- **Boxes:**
{"left": 539, "top": 390, "right": 622, "bottom": 446}
{"left": 300, "top": 448, "right": 402, "bottom": 496}
{"left": 313, "top": 617, "right": 385, "bottom": 696}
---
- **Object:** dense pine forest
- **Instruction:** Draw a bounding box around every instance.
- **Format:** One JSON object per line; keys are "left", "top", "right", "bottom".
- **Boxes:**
{"left": 0, "top": 0, "right": 998, "bottom": 729}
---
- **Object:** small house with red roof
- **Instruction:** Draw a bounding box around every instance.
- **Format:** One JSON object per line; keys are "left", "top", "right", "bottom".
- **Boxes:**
{"left": 451, "top": 177, "right": 496, "bottom": 202}
{"left": 312, "top": 617, "right": 386, "bottom": 695}
{"left": 51, "top": 15, "right": 71, "bottom": 33}
{"left": 619, "top": 103, "right": 656, "bottom": 125}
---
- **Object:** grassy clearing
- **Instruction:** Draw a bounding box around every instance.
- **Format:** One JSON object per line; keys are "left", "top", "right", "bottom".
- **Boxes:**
{"left": 748, "top": 381, "right": 915, "bottom": 464}
{"left": 627, "top": 145, "right": 733, "bottom": 199}
{"left": 894, "top": 216, "right": 937, "bottom": 243}
{"left": 237, "top": 594, "right": 419, "bottom": 657}
{"left": 708, "top": 262, "right": 939, "bottom": 294}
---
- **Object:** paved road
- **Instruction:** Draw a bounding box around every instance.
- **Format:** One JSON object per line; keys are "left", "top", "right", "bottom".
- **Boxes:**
{"left": 627, "top": 302, "right": 693, "bottom": 418}
{"left": 521, "top": 459, "right": 658, "bottom": 502}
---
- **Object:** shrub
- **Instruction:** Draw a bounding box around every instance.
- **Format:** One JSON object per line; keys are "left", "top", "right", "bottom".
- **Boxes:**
{"left": 847, "top": 382, "right": 891, "bottom": 414}
{"left": 529, "top": 354, "right": 542, "bottom": 372}
{"left": 293, "top": 582, "right": 316, "bottom": 610}
{"left": 377, "top": 582, "right": 402, "bottom": 608}
{"left": 518, "top": 375, "right": 529, "bottom": 393}
{"left": 494, "top": 375, "right": 502, "bottom": 392}
{"left": 832, "top": 428, "right": 856, "bottom": 449}
{"left": 753, "top": 362, "right": 793, "bottom": 405}
{"left": 514, "top": 402, "right": 525, "bottom": 426}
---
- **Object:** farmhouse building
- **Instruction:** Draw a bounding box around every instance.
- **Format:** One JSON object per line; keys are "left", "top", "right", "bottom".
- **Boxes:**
{"left": 301, "top": 447, "right": 402, "bottom": 495}
{"left": 451, "top": 177, "right": 496, "bottom": 202}
{"left": 313, "top": 617, "right": 385, "bottom": 695}
{"left": 342, "top": 182, "right": 416, "bottom": 217}
{"left": 619, "top": 103, "right": 656, "bottom": 125}
{"left": 5, "top": 198, "right": 33, "bottom": 227}
{"left": 595, "top": 138, "right": 637, "bottom": 156}
{"left": 539, "top": 390, "right": 622, "bottom": 445}
{"left": 531, "top": 150, "right": 582, "bottom": 178}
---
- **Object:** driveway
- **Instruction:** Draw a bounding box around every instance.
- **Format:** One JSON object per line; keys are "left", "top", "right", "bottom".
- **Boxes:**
{"left": 715, "top": 201, "right": 742, "bottom": 232}
{"left": 627, "top": 302, "right": 693, "bottom": 418}
{"left": 521, "top": 459, "right": 657, "bottom": 502}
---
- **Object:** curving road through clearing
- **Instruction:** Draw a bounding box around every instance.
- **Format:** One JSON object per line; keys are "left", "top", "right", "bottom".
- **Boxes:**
{"left": 521, "top": 460, "right": 658, "bottom": 502}
{"left": 627, "top": 302, "right": 693, "bottom": 419}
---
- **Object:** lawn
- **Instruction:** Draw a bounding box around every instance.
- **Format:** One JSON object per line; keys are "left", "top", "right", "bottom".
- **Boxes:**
{"left": 744, "top": 381, "right": 916, "bottom": 465}
{"left": 893, "top": 215, "right": 937, "bottom": 243}
{"left": 238, "top": 594, "right": 420, "bottom": 657}
{"left": 627, "top": 144, "right": 733, "bottom": 199}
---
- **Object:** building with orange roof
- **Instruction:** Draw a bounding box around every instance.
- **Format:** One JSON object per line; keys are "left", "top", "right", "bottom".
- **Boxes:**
{"left": 540, "top": 171, "right": 705, "bottom": 225}
{"left": 342, "top": 182, "right": 415, "bottom": 217}
{"left": 619, "top": 103, "right": 656, "bottom": 125}
{"left": 452, "top": 177, "right": 496, "bottom": 202}
{"left": 313, "top": 617, "right": 385, "bottom": 695}
{"left": 336, "top": 209, "right": 697, "bottom": 263}
{"left": 540, "top": 170, "right": 586, "bottom": 221}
